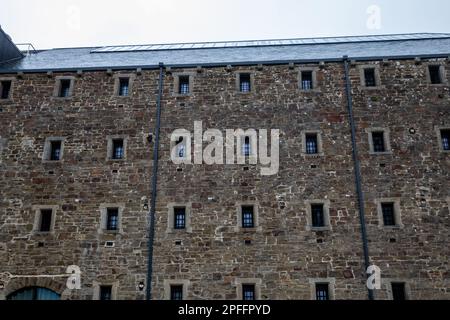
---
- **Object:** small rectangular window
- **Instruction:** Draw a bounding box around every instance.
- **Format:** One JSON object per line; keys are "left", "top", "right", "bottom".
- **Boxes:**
{"left": 99, "top": 285, "right": 112, "bottom": 300}
{"left": 305, "top": 134, "right": 318, "bottom": 154}
{"left": 106, "top": 208, "right": 119, "bottom": 231}
{"left": 239, "top": 74, "right": 251, "bottom": 92}
{"left": 118, "top": 78, "right": 129, "bottom": 96}
{"left": 315, "top": 283, "right": 329, "bottom": 300}
{"left": 170, "top": 285, "right": 183, "bottom": 300}
{"left": 429, "top": 65, "right": 442, "bottom": 84}
{"left": 364, "top": 68, "right": 377, "bottom": 87}
{"left": 242, "top": 206, "right": 254, "bottom": 228}
{"left": 50, "top": 141, "right": 62, "bottom": 161}
{"left": 441, "top": 129, "right": 450, "bottom": 151}
{"left": 311, "top": 204, "right": 325, "bottom": 228}
{"left": 243, "top": 136, "right": 251, "bottom": 156}
{"left": 242, "top": 284, "right": 255, "bottom": 301}
{"left": 372, "top": 132, "right": 386, "bottom": 153}
{"left": 112, "top": 139, "right": 124, "bottom": 160}
{"left": 301, "top": 71, "right": 313, "bottom": 90}
{"left": 58, "top": 79, "right": 71, "bottom": 97}
{"left": 175, "top": 137, "right": 185, "bottom": 158}
{"left": 1, "top": 80, "right": 12, "bottom": 99}
{"left": 174, "top": 207, "right": 186, "bottom": 230}
{"left": 391, "top": 282, "right": 406, "bottom": 300}
{"left": 179, "top": 76, "right": 190, "bottom": 95}
{"left": 381, "top": 203, "right": 396, "bottom": 226}
{"left": 39, "top": 209, "right": 53, "bottom": 232}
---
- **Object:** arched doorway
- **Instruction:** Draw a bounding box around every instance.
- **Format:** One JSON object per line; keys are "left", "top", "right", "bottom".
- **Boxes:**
{"left": 7, "top": 286, "right": 60, "bottom": 300}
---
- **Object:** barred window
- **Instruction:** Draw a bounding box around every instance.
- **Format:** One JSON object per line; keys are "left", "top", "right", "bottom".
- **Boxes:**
{"left": 364, "top": 68, "right": 376, "bottom": 87}
{"left": 39, "top": 209, "right": 53, "bottom": 232}
{"left": 243, "top": 136, "right": 251, "bottom": 156}
{"left": 174, "top": 207, "right": 186, "bottom": 230}
{"left": 118, "top": 78, "right": 130, "bottom": 96}
{"left": 239, "top": 74, "right": 251, "bottom": 92}
{"left": 441, "top": 129, "right": 450, "bottom": 151}
{"left": 242, "top": 284, "right": 255, "bottom": 301}
{"left": 170, "top": 285, "right": 183, "bottom": 300}
{"left": 242, "top": 206, "right": 254, "bottom": 228}
{"left": 301, "top": 71, "right": 313, "bottom": 90}
{"left": 106, "top": 208, "right": 119, "bottom": 231}
{"left": 59, "top": 79, "right": 71, "bottom": 97}
{"left": 112, "top": 139, "right": 124, "bottom": 160}
{"left": 50, "top": 140, "right": 62, "bottom": 161}
{"left": 391, "top": 282, "right": 406, "bottom": 300}
{"left": 311, "top": 204, "right": 325, "bottom": 228}
{"left": 179, "top": 76, "right": 190, "bottom": 94}
{"left": 381, "top": 203, "right": 396, "bottom": 226}
{"left": 372, "top": 132, "right": 386, "bottom": 153}
{"left": 305, "top": 134, "right": 318, "bottom": 154}
{"left": 315, "top": 283, "right": 329, "bottom": 300}
{"left": 429, "top": 65, "right": 442, "bottom": 84}
{"left": 99, "top": 285, "right": 112, "bottom": 300}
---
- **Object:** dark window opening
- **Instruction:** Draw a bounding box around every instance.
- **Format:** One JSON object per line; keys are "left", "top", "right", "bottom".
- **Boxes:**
{"left": 179, "top": 76, "right": 190, "bottom": 94}
{"left": 176, "top": 137, "right": 185, "bottom": 158}
{"left": 99, "top": 285, "right": 112, "bottom": 300}
{"left": 441, "top": 129, "right": 450, "bottom": 151}
{"left": 364, "top": 68, "right": 377, "bottom": 87}
{"left": 1, "top": 80, "right": 12, "bottom": 99}
{"left": 242, "top": 284, "right": 255, "bottom": 301}
{"left": 315, "top": 283, "right": 329, "bottom": 300}
{"left": 242, "top": 206, "right": 254, "bottom": 228}
{"left": 311, "top": 204, "right": 325, "bottom": 228}
{"left": 118, "top": 78, "right": 129, "bottom": 96}
{"left": 58, "top": 79, "right": 71, "bottom": 97}
{"left": 50, "top": 140, "right": 62, "bottom": 161}
{"left": 301, "top": 71, "right": 313, "bottom": 90}
{"left": 429, "top": 65, "right": 442, "bottom": 84}
{"left": 239, "top": 74, "right": 251, "bottom": 92}
{"left": 305, "top": 134, "right": 318, "bottom": 154}
{"left": 112, "top": 139, "right": 124, "bottom": 160}
{"left": 39, "top": 209, "right": 52, "bottom": 232}
{"left": 106, "top": 208, "right": 119, "bottom": 231}
{"left": 372, "top": 132, "right": 386, "bottom": 153}
{"left": 170, "top": 285, "right": 183, "bottom": 300}
{"left": 382, "top": 203, "right": 396, "bottom": 226}
{"left": 391, "top": 283, "right": 406, "bottom": 300}
{"left": 174, "top": 207, "right": 186, "bottom": 230}
{"left": 243, "top": 136, "right": 251, "bottom": 156}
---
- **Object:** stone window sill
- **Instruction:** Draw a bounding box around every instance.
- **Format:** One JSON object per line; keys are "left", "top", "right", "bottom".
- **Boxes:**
{"left": 310, "top": 226, "right": 331, "bottom": 232}
{"left": 369, "top": 151, "right": 393, "bottom": 156}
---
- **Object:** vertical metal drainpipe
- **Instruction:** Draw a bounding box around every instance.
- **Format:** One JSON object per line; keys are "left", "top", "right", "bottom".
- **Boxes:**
{"left": 146, "top": 62, "right": 164, "bottom": 300}
{"left": 343, "top": 56, "right": 374, "bottom": 300}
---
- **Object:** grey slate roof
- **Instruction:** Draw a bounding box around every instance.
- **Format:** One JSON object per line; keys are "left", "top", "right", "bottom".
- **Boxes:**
{"left": 1, "top": 33, "right": 450, "bottom": 72}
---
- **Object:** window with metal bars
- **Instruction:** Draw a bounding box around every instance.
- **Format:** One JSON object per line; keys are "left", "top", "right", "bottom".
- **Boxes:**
{"left": 311, "top": 204, "right": 325, "bottom": 228}
{"left": 381, "top": 203, "right": 396, "bottom": 226}
{"left": 174, "top": 207, "right": 186, "bottom": 229}
{"left": 243, "top": 136, "right": 251, "bottom": 156}
{"left": 179, "top": 76, "right": 190, "bottom": 94}
{"left": 176, "top": 137, "right": 185, "bottom": 158}
{"left": 239, "top": 74, "right": 251, "bottom": 92}
{"left": 429, "top": 65, "right": 442, "bottom": 84}
{"left": 441, "top": 129, "right": 450, "bottom": 151}
{"left": 118, "top": 78, "right": 130, "bottom": 96}
{"left": 99, "top": 285, "right": 112, "bottom": 300}
{"left": 315, "top": 283, "right": 329, "bottom": 300}
{"left": 39, "top": 209, "right": 53, "bottom": 232}
{"left": 106, "top": 208, "right": 119, "bottom": 231}
{"left": 241, "top": 206, "right": 254, "bottom": 228}
{"left": 58, "top": 79, "right": 71, "bottom": 97}
{"left": 364, "top": 68, "right": 377, "bottom": 87}
{"left": 305, "top": 134, "right": 318, "bottom": 154}
{"left": 50, "top": 140, "right": 62, "bottom": 161}
{"left": 372, "top": 131, "right": 386, "bottom": 153}
{"left": 391, "top": 282, "right": 406, "bottom": 300}
{"left": 242, "top": 284, "right": 255, "bottom": 300}
{"left": 112, "top": 139, "right": 124, "bottom": 159}
{"left": 1, "top": 80, "right": 12, "bottom": 99}
{"left": 170, "top": 285, "right": 183, "bottom": 300}
{"left": 301, "top": 71, "right": 313, "bottom": 90}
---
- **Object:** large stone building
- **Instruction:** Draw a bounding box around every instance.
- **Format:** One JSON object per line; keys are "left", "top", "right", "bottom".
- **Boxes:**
{"left": 0, "top": 26, "right": 449, "bottom": 300}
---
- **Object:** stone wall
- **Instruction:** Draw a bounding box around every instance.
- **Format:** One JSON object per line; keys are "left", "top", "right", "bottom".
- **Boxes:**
{"left": 0, "top": 58, "right": 448, "bottom": 300}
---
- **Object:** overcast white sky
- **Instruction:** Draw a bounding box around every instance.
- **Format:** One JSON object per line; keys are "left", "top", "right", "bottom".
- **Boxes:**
{"left": 1, "top": 0, "right": 450, "bottom": 49}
